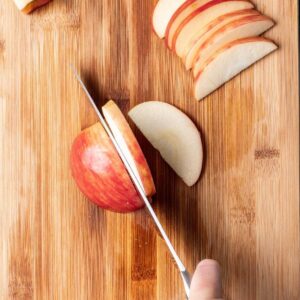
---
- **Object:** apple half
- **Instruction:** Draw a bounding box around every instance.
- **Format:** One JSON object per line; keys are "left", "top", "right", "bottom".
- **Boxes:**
{"left": 165, "top": 0, "right": 254, "bottom": 50}
{"left": 129, "top": 101, "right": 203, "bottom": 187}
{"left": 152, "top": 0, "right": 186, "bottom": 38}
{"left": 172, "top": 0, "right": 255, "bottom": 52}
{"left": 194, "top": 37, "right": 277, "bottom": 100}
{"left": 192, "top": 14, "right": 274, "bottom": 77}
{"left": 70, "top": 122, "right": 145, "bottom": 213}
{"left": 102, "top": 100, "right": 156, "bottom": 196}
{"left": 183, "top": 9, "right": 260, "bottom": 69}
{"left": 13, "top": 0, "right": 52, "bottom": 13}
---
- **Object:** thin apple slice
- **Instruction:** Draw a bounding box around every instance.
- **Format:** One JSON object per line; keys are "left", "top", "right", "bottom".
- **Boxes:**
{"left": 166, "top": 0, "right": 214, "bottom": 49}
{"left": 166, "top": 0, "right": 253, "bottom": 50}
{"left": 192, "top": 14, "right": 274, "bottom": 77}
{"left": 194, "top": 37, "right": 277, "bottom": 100}
{"left": 102, "top": 100, "right": 156, "bottom": 196}
{"left": 70, "top": 123, "right": 144, "bottom": 213}
{"left": 183, "top": 9, "right": 260, "bottom": 69}
{"left": 152, "top": 0, "right": 186, "bottom": 38}
{"left": 172, "top": 0, "right": 255, "bottom": 52}
{"left": 13, "top": 0, "right": 52, "bottom": 13}
{"left": 128, "top": 101, "right": 203, "bottom": 187}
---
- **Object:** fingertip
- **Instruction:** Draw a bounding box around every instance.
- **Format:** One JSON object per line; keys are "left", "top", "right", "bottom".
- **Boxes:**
{"left": 198, "top": 259, "right": 220, "bottom": 268}
{"left": 190, "top": 259, "right": 222, "bottom": 300}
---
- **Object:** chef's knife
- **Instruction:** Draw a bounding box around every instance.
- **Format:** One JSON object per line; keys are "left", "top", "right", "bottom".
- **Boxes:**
{"left": 71, "top": 66, "right": 191, "bottom": 299}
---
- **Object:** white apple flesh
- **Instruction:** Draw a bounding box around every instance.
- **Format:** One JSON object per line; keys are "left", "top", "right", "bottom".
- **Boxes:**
{"left": 129, "top": 101, "right": 203, "bottom": 187}
{"left": 192, "top": 14, "right": 274, "bottom": 77}
{"left": 194, "top": 37, "right": 277, "bottom": 100}
{"left": 152, "top": 0, "right": 186, "bottom": 38}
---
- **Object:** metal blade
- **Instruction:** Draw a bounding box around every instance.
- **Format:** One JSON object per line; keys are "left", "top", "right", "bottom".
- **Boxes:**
{"left": 71, "top": 66, "right": 190, "bottom": 298}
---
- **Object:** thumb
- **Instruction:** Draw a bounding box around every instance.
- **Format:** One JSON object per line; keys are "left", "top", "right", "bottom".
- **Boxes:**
{"left": 189, "top": 259, "right": 223, "bottom": 300}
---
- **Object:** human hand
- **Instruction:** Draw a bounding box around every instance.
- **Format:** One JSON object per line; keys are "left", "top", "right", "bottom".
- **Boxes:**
{"left": 189, "top": 259, "right": 223, "bottom": 300}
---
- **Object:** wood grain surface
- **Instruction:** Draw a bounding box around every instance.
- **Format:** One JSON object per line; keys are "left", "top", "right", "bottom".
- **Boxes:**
{"left": 0, "top": 0, "right": 299, "bottom": 299}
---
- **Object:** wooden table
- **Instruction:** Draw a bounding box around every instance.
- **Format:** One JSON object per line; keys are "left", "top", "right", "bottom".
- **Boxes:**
{"left": 0, "top": 0, "right": 299, "bottom": 299}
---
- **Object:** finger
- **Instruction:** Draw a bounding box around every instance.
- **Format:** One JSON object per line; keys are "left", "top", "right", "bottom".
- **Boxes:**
{"left": 189, "top": 259, "right": 222, "bottom": 300}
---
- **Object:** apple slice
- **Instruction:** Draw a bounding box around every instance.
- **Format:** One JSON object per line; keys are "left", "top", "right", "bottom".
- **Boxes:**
{"left": 129, "top": 101, "right": 203, "bottom": 187}
{"left": 102, "top": 100, "right": 156, "bottom": 197}
{"left": 152, "top": 0, "right": 186, "bottom": 38}
{"left": 13, "top": 0, "right": 52, "bottom": 13}
{"left": 175, "top": 4, "right": 259, "bottom": 58}
{"left": 171, "top": 0, "right": 255, "bottom": 52}
{"left": 166, "top": 0, "right": 213, "bottom": 49}
{"left": 192, "top": 14, "right": 274, "bottom": 77}
{"left": 166, "top": 0, "right": 254, "bottom": 50}
{"left": 183, "top": 9, "right": 260, "bottom": 68}
{"left": 70, "top": 123, "right": 145, "bottom": 213}
{"left": 194, "top": 37, "right": 277, "bottom": 100}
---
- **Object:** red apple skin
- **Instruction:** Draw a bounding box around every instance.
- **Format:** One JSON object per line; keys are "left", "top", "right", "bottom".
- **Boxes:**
{"left": 22, "top": 0, "right": 52, "bottom": 13}
{"left": 70, "top": 122, "right": 144, "bottom": 213}
{"left": 102, "top": 100, "right": 156, "bottom": 197}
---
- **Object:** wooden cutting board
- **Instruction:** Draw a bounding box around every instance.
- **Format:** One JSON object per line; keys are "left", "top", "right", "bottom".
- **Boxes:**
{"left": 0, "top": 0, "right": 299, "bottom": 299}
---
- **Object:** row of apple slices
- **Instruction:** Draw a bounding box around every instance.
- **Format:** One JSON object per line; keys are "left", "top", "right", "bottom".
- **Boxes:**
{"left": 70, "top": 100, "right": 203, "bottom": 212}
{"left": 153, "top": 0, "right": 277, "bottom": 100}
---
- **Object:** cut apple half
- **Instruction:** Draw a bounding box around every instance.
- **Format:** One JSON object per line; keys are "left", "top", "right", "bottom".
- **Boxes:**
{"left": 152, "top": 0, "right": 186, "bottom": 38}
{"left": 171, "top": 0, "right": 255, "bottom": 52}
{"left": 129, "top": 101, "right": 203, "bottom": 187}
{"left": 70, "top": 123, "right": 144, "bottom": 213}
{"left": 183, "top": 9, "right": 260, "bottom": 68}
{"left": 102, "top": 100, "right": 156, "bottom": 197}
{"left": 192, "top": 14, "right": 274, "bottom": 77}
{"left": 13, "top": 0, "right": 52, "bottom": 13}
{"left": 194, "top": 37, "right": 277, "bottom": 100}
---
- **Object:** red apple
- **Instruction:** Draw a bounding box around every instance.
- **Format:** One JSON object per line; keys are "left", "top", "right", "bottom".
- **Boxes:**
{"left": 13, "top": 0, "right": 52, "bottom": 13}
{"left": 70, "top": 122, "right": 145, "bottom": 213}
{"left": 102, "top": 100, "right": 156, "bottom": 196}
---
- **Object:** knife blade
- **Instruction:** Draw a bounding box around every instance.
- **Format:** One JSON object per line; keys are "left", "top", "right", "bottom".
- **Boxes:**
{"left": 71, "top": 66, "right": 191, "bottom": 299}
